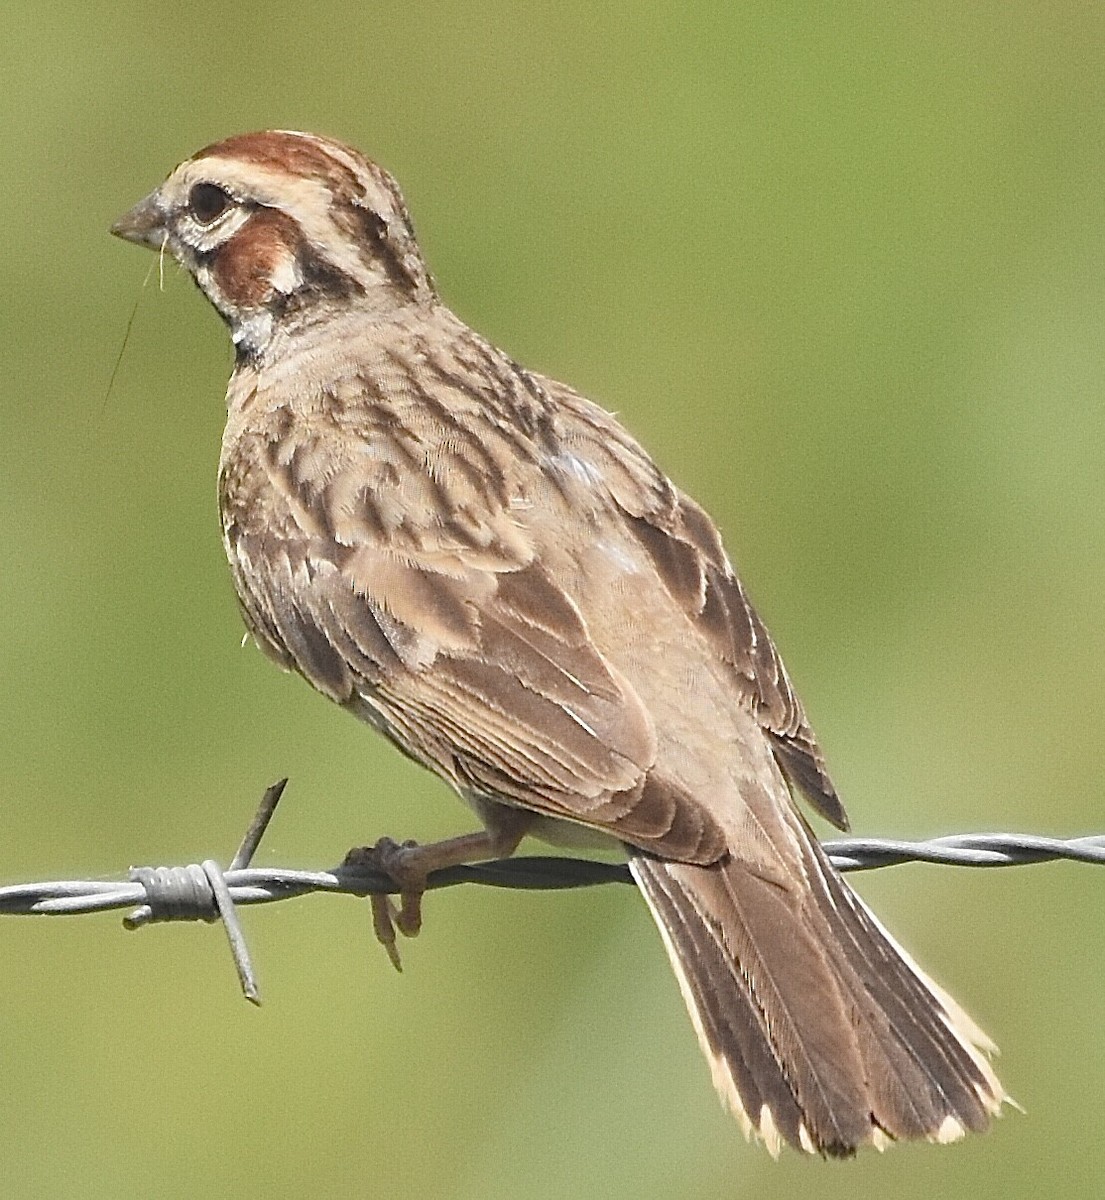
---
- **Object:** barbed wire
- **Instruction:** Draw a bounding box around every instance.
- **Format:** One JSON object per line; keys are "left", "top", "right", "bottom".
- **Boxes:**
{"left": 3, "top": 779, "right": 1103, "bottom": 1003}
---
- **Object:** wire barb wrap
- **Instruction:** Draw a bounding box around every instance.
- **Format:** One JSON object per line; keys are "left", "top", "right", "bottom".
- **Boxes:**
{"left": 124, "top": 864, "right": 222, "bottom": 926}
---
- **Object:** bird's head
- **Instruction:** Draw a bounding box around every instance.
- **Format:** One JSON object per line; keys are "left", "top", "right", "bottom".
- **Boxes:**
{"left": 111, "top": 130, "right": 435, "bottom": 358}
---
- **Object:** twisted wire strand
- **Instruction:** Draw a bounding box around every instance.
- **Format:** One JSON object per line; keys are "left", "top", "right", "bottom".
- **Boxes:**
{"left": 5, "top": 831, "right": 1103, "bottom": 918}
{"left": 3, "top": 780, "right": 1102, "bottom": 1001}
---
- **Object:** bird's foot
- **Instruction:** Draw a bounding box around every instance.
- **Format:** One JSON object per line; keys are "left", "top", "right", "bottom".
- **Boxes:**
{"left": 344, "top": 837, "right": 425, "bottom": 971}
{"left": 344, "top": 818, "right": 533, "bottom": 971}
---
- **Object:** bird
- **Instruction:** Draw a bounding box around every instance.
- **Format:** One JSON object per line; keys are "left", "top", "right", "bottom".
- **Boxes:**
{"left": 111, "top": 130, "right": 1006, "bottom": 1156}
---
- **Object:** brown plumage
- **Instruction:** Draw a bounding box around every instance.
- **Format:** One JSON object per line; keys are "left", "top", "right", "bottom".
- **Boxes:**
{"left": 112, "top": 130, "right": 1006, "bottom": 1155}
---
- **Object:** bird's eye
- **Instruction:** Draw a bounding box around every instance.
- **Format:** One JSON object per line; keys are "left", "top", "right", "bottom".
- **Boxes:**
{"left": 188, "top": 182, "right": 234, "bottom": 225}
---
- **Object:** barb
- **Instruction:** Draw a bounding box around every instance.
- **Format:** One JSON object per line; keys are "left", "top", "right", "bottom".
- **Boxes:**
{"left": 2, "top": 781, "right": 1102, "bottom": 1003}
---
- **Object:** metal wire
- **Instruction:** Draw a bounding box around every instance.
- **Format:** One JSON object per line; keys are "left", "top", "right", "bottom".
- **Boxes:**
{"left": 3, "top": 779, "right": 1102, "bottom": 1001}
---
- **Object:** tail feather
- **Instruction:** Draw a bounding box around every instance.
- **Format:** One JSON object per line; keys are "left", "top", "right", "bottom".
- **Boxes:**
{"left": 630, "top": 821, "right": 1006, "bottom": 1157}
{"left": 800, "top": 838, "right": 1001, "bottom": 1137}
{"left": 636, "top": 851, "right": 809, "bottom": 1153}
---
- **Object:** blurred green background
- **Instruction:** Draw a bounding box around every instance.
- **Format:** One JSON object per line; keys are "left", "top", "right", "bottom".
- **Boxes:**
{"left": 1, "top": 2, "right": 1103, "bottom": 1197}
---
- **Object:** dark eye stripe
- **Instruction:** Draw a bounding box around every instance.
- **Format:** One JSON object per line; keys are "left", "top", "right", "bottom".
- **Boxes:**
{"left": 188, "top": 182, "right": 234, "bottom": 225}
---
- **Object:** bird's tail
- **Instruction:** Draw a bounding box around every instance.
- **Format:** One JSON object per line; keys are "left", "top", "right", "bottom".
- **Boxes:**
{"left": 630, "top": 826, "right": 1006, "bottom": 1156}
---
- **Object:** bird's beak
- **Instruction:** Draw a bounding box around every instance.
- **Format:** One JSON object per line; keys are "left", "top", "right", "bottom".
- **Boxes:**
{"left": 110, "top": 191, "right": 168, "bottom": 249}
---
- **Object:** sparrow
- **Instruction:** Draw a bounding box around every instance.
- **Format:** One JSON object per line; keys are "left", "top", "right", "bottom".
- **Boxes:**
{"left": 111, "top": 130, "right": 1006, "bottom": 1156}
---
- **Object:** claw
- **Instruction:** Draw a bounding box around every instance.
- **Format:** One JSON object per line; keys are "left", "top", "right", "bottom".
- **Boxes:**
{"left": 394, "top": 889, "right": 422, "bottom": 938}
{"left": 370, "top": 893, "right": 404, "bottom": 972}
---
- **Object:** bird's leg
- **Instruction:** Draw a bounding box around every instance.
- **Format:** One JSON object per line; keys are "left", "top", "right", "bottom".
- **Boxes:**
{"left": 346, "top": 805, "right": 534, "bottom": 970}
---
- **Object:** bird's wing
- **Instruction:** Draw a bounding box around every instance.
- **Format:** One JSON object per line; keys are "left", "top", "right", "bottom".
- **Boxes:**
{"left": 538, "top": 377, "right": 849, "bottom": 831}
{"left": 624, "top": 491, "right": 848, "bottom": 830}
{"left": 220, "top": 395, "right": 726, "bottom": 864}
